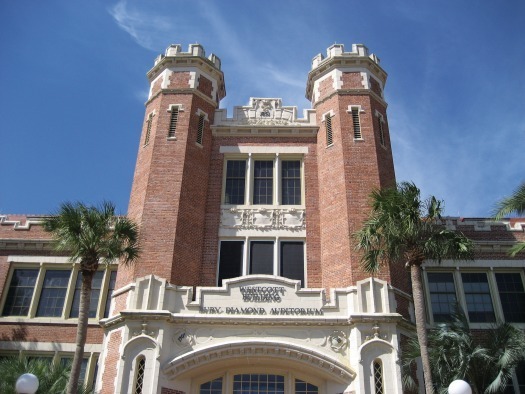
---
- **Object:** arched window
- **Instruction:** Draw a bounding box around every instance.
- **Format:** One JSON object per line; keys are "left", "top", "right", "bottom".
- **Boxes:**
{"left": 133, "top": 356, "right": 146, "bottom": 394}
{"left": 373, "top": 359, "right": 384, "bottom": 394}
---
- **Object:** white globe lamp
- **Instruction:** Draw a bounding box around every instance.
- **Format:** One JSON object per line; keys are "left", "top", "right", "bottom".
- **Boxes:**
{"left": 448, "top": 379, "right": 472, "bottom": 394}
{"left": 15, "top": 373, "right": 39, "bottom": 394}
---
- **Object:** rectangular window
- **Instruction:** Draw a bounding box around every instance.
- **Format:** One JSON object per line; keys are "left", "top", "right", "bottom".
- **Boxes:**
{"left": 168, "top": 107, "right": 179, "bottom": 138}
{"left": 253, "top": 161, "right": 273, "bottom": 204}
{"left": 281, "top": 160, "right": 301, "bottom": 205}
{"left": 427, "top": 272, "right": 457, "bottom": 322}
{"left": 225, "top": 160, "right": 246, "bottom": 204}
{"left": 144, "top": 113, "right": 153, "bottom": 146}
{"left": 103, "top": 271, "right": 117, "bottom": 318}
{"left": 495, "top": 273, "right": 525, "bottom": 322}
{"left": 352, "top": 107, "right": 362, "bottom": 139}
{"left": 461, "top": 272, "right": 495, "bottom": 323}
{"left": 36, "top": 270, "right": 71, "bottom": 317}
{"left": 196, "top": 114, "right": 205, "bottom": 145}
{"left": 378, "top": 116, "right": 385, "bottom": 146}
{"left": 70, "top": 271, "right": 104, "bottom": 318}
{"left": 61, "top": 357, "right": 89, "bottom": 383}
{"left": 250, "top": 241, "right": 274, "bottom": 275}
{"left": 218, "top": 241, "right": 244, "bottom": 286}
{"left": 2, "top": 269, "right": 38, "bottom": 316}
{"left": 280, "top": 242, "right": 304, "bottom": 287}
{"left": 325, "top": 115, "right": 333, "bottom": 146}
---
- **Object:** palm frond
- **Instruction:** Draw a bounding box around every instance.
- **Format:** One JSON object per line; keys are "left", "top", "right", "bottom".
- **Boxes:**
{"left": 493, "top": 182, "right": 525, "bottom": 219}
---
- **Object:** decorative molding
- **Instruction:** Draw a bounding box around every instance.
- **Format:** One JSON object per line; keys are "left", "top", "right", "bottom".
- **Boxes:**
{"left": 220, "top": 207, "right": 305, "bottom": 230}
{"left": 163, "top": 340, "right": 356, "bottom": 382}
{"left": 328, "top": 330, "right": 348, "bottom": 352}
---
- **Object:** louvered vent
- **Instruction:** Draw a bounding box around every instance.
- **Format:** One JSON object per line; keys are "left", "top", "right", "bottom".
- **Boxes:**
{"left": 351, "top": 108, "right": 362, "bottom": 139}
{"left": 168, "top": 107, "right": 179, "bottom": 138}
{"left": 325, "top": 115, "right": 333, "bottom": 146}
{"left": 196, "top": 114, "right": 205, "bottom": 145}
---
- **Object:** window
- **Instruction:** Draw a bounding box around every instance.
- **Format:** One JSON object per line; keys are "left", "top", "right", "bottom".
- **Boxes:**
{"left": 295, "top": 379, "right": 319, "bottom": 394}
{"left": 280, "top": 242, "right": 305, "bottom": 287}
{"left": 281, "top": 160, "right": 301, "bottom": 205}
{"left": 218, "top": 240, "right": 305, "bottom": 286}
{"left": 250, "top": 241, "right": 274, "bottom": 275}
{"left": 427, "top": 272, "right": 457, "bottom": 322}
{"left": 36, "top": 270, "right": 71, "bottom": 317}
{"left": 1, "top": 266, "right": 116, "bottom": 320}
{"left": 425, "top": 270, "right": 525, "bottom": 324}
{"left": 377, "top": 114, "right": 385, "bottom": 146}
{"left": 223, "top": 156, "right": 303, "bottom": 206}
{"left": 461, "top": 273, "right": 495, "bottom": 323}
{"left": 225, "top": 160, "right": 247, "bottom": 204}
{"left": 218, "top": 241, "right": 244, "bottom": 286}
{"left": 373, "top": 360, "right": 384, "bottom": 394}
{"left": 61, "top": 357, "right": 89, "bottom": 384}
{"left": 495, "top": 273, "right": 525, "bottom": 322}
{"left": 144, "top": 113, "right": 154, "bottom": 146}
{"left": 351, "top": 107, "right": 362, "bottom": 139}
{"left": 325, "top": 114, "right": 333, "bottom": 146}
{"left": 253, "top": 161, "right": 273, "bottom": 204}
{"left": 200, "top": 378, "right": 223, "bottom": 394}
{"left": 2, "top": 269, "right": 38, "bottom": 316}
{"left": 233, "top": 374, "right": 284, "bottom": 393}
{"left": 168, "top": 106, "right": 179, "bottom": 138}
{"left": 133, "top": 356, "right": 146, "bottom": 394}
{"left": 70, "top": 271, "right": 104, "bottom": 318}
{"left": 196, "top": 113, "right": 205, "bottom": 145}
{"left": 103, "top": 271, "right": 117, "bottom": 318}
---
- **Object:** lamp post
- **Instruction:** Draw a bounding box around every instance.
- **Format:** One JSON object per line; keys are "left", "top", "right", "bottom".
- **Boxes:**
{"left": 15, "top": 373, "right": 39, "bottom": 394}
{"left": 448, "top": 379, "right": 472, "bottom": 394}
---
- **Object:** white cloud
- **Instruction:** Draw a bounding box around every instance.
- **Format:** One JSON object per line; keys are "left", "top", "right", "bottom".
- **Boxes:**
{"left": 108, "top": 0, "right": 173, "bottom": 51}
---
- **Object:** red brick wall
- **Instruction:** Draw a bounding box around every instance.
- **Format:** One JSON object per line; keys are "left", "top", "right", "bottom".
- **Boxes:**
{"left": 123, "top": 84, "right": 218, "bottom": 288}
{"left": 99, "top": 328, "right": 122, "bottom": 394}
{"left": 314, "top": 89, "right": 397, "bottom": 289}
{"left": 342, "top": 72, "right": 363, "bottom": 89}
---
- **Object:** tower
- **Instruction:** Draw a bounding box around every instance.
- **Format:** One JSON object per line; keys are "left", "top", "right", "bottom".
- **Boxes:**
{"left": 121, "top": 44, "right": 225, "bottom": 287}
{"left": 306, "top": 44, "right": 400, "bottom": 290}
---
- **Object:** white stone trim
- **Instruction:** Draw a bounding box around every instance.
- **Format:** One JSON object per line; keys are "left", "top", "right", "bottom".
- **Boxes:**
{"left": 220, "top": 146, "right": 309, "bottom": 154}
{"left": 167, "top": 103, "right": 184, "bottom": 112}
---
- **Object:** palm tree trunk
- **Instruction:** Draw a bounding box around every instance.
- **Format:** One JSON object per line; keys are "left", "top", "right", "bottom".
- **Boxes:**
{"left": 410, "top": 264, "right": 434, "bottom": 394}
{"left": 66, "top": 269, "right": 94, "bottom": 394}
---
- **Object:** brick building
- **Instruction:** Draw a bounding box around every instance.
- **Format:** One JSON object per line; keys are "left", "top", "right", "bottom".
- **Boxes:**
{"left": 1, "top": 43, "right": 524, "bottom": 393}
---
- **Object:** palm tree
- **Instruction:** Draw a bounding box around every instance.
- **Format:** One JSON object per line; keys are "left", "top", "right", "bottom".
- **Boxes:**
{"left": 355, "top": 182, "right": 474, "bottom": 394}
{"left": 402, "top": 310, "right": 525, "bottom": 394}
{"left": 0, "top": 356, "right": 92, "bottom": 393}
{"left": 43, "top": 202, "right": 139, "bottom": 394}
{"left": 493, "top": 182, "right": 525, "bottom": 256}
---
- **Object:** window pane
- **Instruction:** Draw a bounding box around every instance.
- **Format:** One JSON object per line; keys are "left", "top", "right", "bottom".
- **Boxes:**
{"left": 60, "top": 357, "right": 88, "bottom": 383}
{"left": 218, "top": 241, "right": 244, "bottom": 286}
{"left": 281, "top": 160, "right": 301, "bottom": 205}
{"left": 2, "top": 269, "right": 38, "bottom": 316}
{"left": 461, "top": 273, "right": 495, "bottom": 322}
{"left": 200, "top": 377, "right": 223, "bottom": 394}
{"left": 496, "top": 273, "right": 525, "bottom": 322}
{"left": 296, "top": 379, "right": 319, "bottom": 394}
{"left": 250, "top": 241, "right": 274, "bottom": 275}
{"left": 225, "top": 160, "right": 246, "bottom": 204}
{"left": 233, "top": 374, "right": 284, "bottom": 393}
{"left": 281, "top": 242, "right": 304, "bottom": 287}
{"left": 427, "top": 272, "right": 456, "bottom": 322}
{"left": 36, "top": 270, "right": 70, "bottom": 317}
{"left": 70, "top": 271, "right": 104, "bottom": 318}
{"left": 253, "top": 160, "right": 273, "bottom": 204}
{"left": 103, "top": 271, "right": 117, "bottom": 318}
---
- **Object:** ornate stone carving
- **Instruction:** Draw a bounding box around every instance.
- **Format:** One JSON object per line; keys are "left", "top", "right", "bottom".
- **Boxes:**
{"left": 220, "top": 207, "right": 305, "bottom": 230}
{"left": 132, "top": 322, "right": 157, "bottom": 339}
{"left": 364, "top": 324, "right": 387, "bottom": 342}
{"left": 173, "top": 328, "right": 195, "bottom": 349}
{"left": 328, "top": 330, "right": 348, "bottom": 352}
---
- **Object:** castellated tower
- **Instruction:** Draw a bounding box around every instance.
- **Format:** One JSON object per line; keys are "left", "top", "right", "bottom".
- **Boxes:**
{"left": 306, "top": 44, "right": 401, "bottom": 290}
{"left": 122, "top": 44, "right": 225, "bottom": 287}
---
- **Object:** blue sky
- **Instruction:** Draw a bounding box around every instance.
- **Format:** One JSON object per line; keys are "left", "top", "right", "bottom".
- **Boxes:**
{"left": 1, "top": 0, "right": 524, "bottom": 217}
